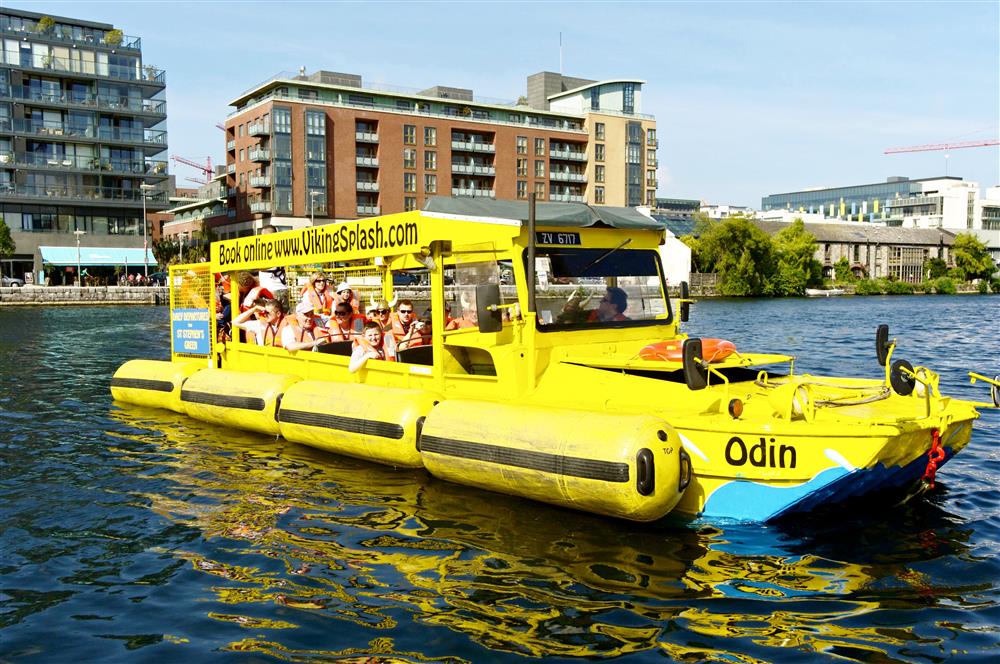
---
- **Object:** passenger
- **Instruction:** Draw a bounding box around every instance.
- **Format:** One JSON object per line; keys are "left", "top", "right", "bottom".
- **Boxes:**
{"left": 334, "top": 281, "right": 360, "bottom": 314}
{"left": 299, "top": 271, "right": 333, "bottom": 325}
{"left": 282, "top": 299, "right": 331, "bottom": 352}
{"left": 237, "top": 271, "right": 273, "bottom": 313}
{"left": 327, "top": 303, "right": 364, "bottom": 341}
{"left": 399, "top": 316, "right": 432, "bottom": 350}
{"left": 592, "top": 286, "right": 629, "bottom": 322}
{"left": 365, "top": 299, "right": 397, "bottom": 357}
{"left": 349, "top": 321, "right": 397, "bottom": 373}
{"left": 233, "top": 298, "right": 287, "bottom": 347}
{"left": 390, "top": 299, "right": 418, "bottom": 340}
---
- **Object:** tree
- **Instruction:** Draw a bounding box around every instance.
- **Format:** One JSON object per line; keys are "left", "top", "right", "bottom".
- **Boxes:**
{"left": 772, "top": 219, "right": 822, "bottom": 295}
{"left": 951, "top": 233, "right": 995, "bottom": 280}
{"left": 697, "top": 215, "right": 776, "bottom": 296}
{"left": 925, "top": 257, "right": 948, "bottom": 279}
{"left": 0, "top": 216, "right": 15, "bottom": 280}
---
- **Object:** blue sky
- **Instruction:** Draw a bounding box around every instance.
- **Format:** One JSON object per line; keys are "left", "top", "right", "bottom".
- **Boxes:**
{"left": 22, "top": 0, "right": 1000, "bottom": 207}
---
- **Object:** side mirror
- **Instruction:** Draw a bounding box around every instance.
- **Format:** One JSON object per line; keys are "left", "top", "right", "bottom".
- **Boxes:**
{"left": 875, "top": 324, "right": 891, "bottom": 367}
{"left": 476, "top": 284, "right": 503, "bottom": 333}
{"left": 682, "top": 338, "right": 708, "bottom": 390}
{"left": 679, "top": 281, "right": 690, "bottom": 323}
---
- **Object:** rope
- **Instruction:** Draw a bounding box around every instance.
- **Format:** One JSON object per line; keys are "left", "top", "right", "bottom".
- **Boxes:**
{"left": 753, "top": 377, "right": 891, "bottom": 407}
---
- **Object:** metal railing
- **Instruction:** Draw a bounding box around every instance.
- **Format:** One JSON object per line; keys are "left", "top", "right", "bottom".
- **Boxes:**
{"left": 355, "top": 131, "right": 379, "bottom": 142}
{"left": 1, "top": 86, "right": 166, "bottom": 115}
{"left": 550, "top": 171, "right": 587, "bottom": 183}
{"left": 356, "top": 181, "right": 379, "bottom": 191}
{"left": 0, "top": 150, "right": 167, "bottom": 175}
{"left": 3, "top": 118, "right": 167, "bottom": 145}
{"left": 248, "top": 121, "right": 270, "bottom": 136}
{"left": 0, "top": 23, "right": 141, "bottom": 50}
{"left": 452, "top": 187, "right": 496, "bottom": 198}
{"left": 451, "top": 140, "right": 496, "bottom": 153}
{"left": 249, "top": 201, "right": 272, "bottom": 213}
{"left": 2, "top": 183, "right": 168, "bottom": 203}
{"left": 248, "top": 148, "right": 271, "bottom": 162}
{"left": 549, "top": 148, "right": 587, "bottom": 161}
{"left": 249, "top": 175, "right": 271, "bottom": 188}
{"left": 7, "top": 54, "right": 165, "bottom": 84}
{"left": 356, "top": 156, "right": 379, "bottom": 167}
{"left": 356, "top": 205, "right": 381, "bottom": 215}
{"left": 451, "top": 163, "right": 496, "bottom": 175}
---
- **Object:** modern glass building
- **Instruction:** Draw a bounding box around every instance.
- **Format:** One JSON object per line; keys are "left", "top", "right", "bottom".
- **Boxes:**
{"left": 0, "top": 7, "right": 168, "bottom": 283}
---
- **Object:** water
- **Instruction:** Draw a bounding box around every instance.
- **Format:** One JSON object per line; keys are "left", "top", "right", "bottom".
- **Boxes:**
{"left": 1, "top": 296, "right": 998, "bottom": 662}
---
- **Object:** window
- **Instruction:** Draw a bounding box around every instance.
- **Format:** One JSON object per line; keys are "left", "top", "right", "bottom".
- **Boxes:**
{"left": 404, "top": 172, "right": 416, "bottom": 193}
{"left": 403, "top": 148, "right": 416, "bottom": 169}
{"left": 273, "top": 107, "right": 291, "bottom": 134}
{"left": 623, "top": 83, "right": 634, "bottom": 115}
{"left": 238, "top": 124, "right": 244, "bottom": 137}
{"left": 647, "top": 128, "right": 656, "bottom": 145}
{"left": 516, "top": 136, "right": 527, "bottom": 155}
{"left": 516, "top": 158, "right": 527, "bottom": 177}
{"left": 595, "top": 144, "right": 605, "bottom": 162}
{"left": 306, "top": 136, "right": 325, "bottom": 161}
{"left": 534, "top": 137, "right": 545, "bottom": 156}
{"left": 424, "top": 126, "right": 436, "bottom": 146}
{"left": 595, "top": 186, "right": 605, "bottom": 204}
{"left": 534, "top": 182, "right": 545, "bottom": 199}
{"left": 517, "top": 180, "right": 527, "bottom": 199}
{"left": 534, "top": 160, "right": 545, "bottom": 178}
{"left": 591, "top": 86, "right": 600, "bottom": 110}
{"left": 424, "top": 150, "right": 436, "bottom": 170}
{"left": 595, "top": 165, "right": 605, "bottom": 183}
{"left": 298, "top": 88, "right": 318, "bottom": 100}
{"left": 238, "top": 148, "right": 244, "bottom": 163}
{"left": 646, "top": 169, "right": 656, "bottom": 187}
{"left": 595, "top": 122, "right": 605, "bottom": 141}
{"left": 647, "top": 190, "right": 656, "bottom": 206}
{"left": 305, "top": 110, "right": 325, "bottom": 135}
{"left": 396, "top": 100, "right": 414, "bottom": 111}
{"left": 403, "top": 124, "right": 416, "bottom": 145}
{"left": 404, "top": 196, "right": 417, "bottom": 212}
{"left": 647, "top": 149, "right": 656, "bottom": 165}
{"left": 424, "top": 173, "right": 437, "bottom": 194}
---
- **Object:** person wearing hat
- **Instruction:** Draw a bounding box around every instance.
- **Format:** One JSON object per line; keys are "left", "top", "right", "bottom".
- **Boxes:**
{"left": 334, "top": 281, "right": 360, "bottom": 314}
{"left": 282, "top": 299, "right": 331, "bottom": 352}
{"left": 366, "top": 298, "right": 397, "bottom": 357}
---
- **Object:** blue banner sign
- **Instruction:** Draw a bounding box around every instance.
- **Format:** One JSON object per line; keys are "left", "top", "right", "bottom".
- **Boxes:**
{"left": 172, "top": 308, "right": 211, "bottom": 356}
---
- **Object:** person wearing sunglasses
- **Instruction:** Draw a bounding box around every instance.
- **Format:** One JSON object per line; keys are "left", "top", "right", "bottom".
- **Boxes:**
{"left": 389, "top": 299, "right": 418, "bottom": 341}
{"left": 232, "top": 298, "right": 288, "bottom": 347}
{"left": 327, "top": 304, "right": 364, "bottom": 341}
{"left": 299, "top": 271, "right": 333, "bottom": 325}
{"left": 593, "top": 286, "right": 629, "bottom": 322}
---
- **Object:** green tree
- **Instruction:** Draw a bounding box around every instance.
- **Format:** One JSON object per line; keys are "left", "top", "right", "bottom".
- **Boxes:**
{"left": 697, "top": 215, "right": 776, "bottom": 296}
{"left": 772, "top": 219, "right": 822, "bottom": 295}
{"left": 0, "top": 216, "right": 15, "bottom": 280}
{"left": 925, "top": 257, "right": 948, "bottom": 279}
{"left": 951, "top": 233, "right": 995, "bottom": 280}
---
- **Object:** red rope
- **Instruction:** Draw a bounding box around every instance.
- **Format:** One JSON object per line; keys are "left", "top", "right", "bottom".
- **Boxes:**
{"left": 922, "top": 428, "right": 946, "bottom": 488}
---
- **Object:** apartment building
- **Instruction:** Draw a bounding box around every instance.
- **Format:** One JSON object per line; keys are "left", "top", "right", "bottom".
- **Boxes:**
{"left": 0, "top": 7, "right": 168, "bottom": 281}
{"left": 223, "top": 69, "right": 658, "bottom": 236}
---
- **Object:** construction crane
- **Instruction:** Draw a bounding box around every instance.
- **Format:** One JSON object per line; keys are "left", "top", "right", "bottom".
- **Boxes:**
{"left": 170, "top": 155, "right": 213, "bottom": 185}
{"left": 884, "top": 139, "right": 999, "bottom": 154}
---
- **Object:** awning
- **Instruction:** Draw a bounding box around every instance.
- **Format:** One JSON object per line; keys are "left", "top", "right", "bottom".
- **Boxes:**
{"left": 39, "top": 245, "right": 156, "bottom": 267}
{"left": 423, "top": 197, "right": 666, "bottom": 230}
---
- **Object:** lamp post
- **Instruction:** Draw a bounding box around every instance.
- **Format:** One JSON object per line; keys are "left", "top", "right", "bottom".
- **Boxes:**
{"left": 73, "top": 229, "right": 85, "bottom": 287}
{"left": 309, "top": 190, "right": 320, "bottom": 225}
{"left": 179, "top": 234, "right": 185, "bottom": 263}
{"left": 139, "top": 183, "right": 156, "bottom": 279}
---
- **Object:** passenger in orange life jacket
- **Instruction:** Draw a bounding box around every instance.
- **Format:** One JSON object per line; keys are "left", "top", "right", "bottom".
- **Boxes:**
{"left": 349, "top": 321, "right": 397, "bottom": 373}
{"left": 398, "top": 315, "right": 432, "bottom": 350}
{"left": 390, "top": 299, "right": 418, "bottom": 340}
{"left": 299, "top": 271, "right": 333, "bottom": 325}
{"left": 237, "top": 271, "right": 273, "bottom": 313}
{"left": 282, "top": 299, "right": 332, "bottom": 352}
{"left": 365, "top": 299, "right": 397, "bottom": 357}
{"left": 232, "top": 298, "right": 287, "bottom": 347}
{"left": 327, "top": 303, "right": 364, "bottom": 341}
{"left": 334, "top": 281, "right": 360, "bottom": 314}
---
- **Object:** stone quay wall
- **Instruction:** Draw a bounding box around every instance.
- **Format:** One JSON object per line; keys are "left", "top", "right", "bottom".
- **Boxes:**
{"left": 0, "top": 286, "right": 169, "bottom": 306}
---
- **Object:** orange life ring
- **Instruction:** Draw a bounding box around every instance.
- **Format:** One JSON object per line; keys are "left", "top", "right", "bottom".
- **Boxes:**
{"left": 639, "top": 338, "right": 736, "bottom": 363}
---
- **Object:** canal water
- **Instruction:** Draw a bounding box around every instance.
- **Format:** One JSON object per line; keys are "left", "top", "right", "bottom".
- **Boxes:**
{"left": 1, "top": 296, "right": 998, "bottom": 662}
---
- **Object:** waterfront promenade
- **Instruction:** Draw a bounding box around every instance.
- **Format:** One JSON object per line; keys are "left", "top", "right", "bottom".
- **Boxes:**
{"left": 0, "top": 285, "right": 168, "bottom": 306}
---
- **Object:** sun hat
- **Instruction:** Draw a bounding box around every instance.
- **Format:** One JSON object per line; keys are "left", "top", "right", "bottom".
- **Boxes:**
{"left": 295, "top": 299, "right": 314, "bottom": 315}
{"left": 336, "top": 281, "right": 351, "bottom": 293}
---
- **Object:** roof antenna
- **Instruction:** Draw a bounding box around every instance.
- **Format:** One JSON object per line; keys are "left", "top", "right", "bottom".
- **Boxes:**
{"left": 559, "top": 32, "right": 563, "bottom": 74}
{"left": 299, "top": 65, "right": 306, "bottom": 77}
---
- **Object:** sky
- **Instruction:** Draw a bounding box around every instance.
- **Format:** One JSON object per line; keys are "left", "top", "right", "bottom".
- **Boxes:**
{"left": 18, "top": 0, "right": 1000, "bottom": 207}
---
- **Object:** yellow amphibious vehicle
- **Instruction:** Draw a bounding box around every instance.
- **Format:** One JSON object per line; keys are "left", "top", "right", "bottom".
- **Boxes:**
{"left": 112, "top": 198, "right": 999, "bottom": 522}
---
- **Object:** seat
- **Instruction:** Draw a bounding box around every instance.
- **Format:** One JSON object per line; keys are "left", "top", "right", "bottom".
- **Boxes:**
{"left": 317, "top": 340, "right": 353, "bottom": 356}
{"left": 396, "top": 345, "right": 433, "bottom": 366}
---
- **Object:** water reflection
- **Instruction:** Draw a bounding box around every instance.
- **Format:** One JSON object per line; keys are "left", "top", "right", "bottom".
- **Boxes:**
{"left": 104, "top": 403, "right": 983, "bottom": 662}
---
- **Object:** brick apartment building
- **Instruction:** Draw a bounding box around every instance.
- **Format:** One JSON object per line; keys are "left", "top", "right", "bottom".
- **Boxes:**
{"left": 221, "top": 69, "right": 658, "bottom": 237}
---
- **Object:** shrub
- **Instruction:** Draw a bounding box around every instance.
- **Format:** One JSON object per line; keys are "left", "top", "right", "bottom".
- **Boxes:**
{"left": 104, "top": 29, "right": 123, "bottom": 46}
{"left": 991, "top": 279, "right": 1000, "bottom": 294}
{"left": 978, "top": 280, "right": 989, "bottom": 294}
{"left": 885, "top": 280, "right": 914, "bottom": 295}
{"left": 855, "top": 279, "right": 883, "bottom": 295}
{"left": 934, "top": 277, "right": 957, "bottom": 295}
{"left": 918, "top": 281, "right": 935, "bottom": 294}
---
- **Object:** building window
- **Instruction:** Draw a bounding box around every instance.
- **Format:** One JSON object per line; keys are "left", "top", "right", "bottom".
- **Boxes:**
{"left": 517, "top": 158, "right": 528, "bottom": 177}
{"left": 424, "top": 150, "right": 436, "bottom": 170}
{"left": 595, "top": 122, "right": 605, "bottom": 141}
{"left": 623, "top": 83, "right": 634, "bottom": 115}
{"left": 273, "top": 107, "right": 291, "bottom": 134}
{"left": 595, "top": 186, "right": 605, "bottom": 204}
{"left": 238, "top": 124, "right": 244, "bottom": 137}
{"left": 403, "top": 148, "right": 416, "bottom": 169}
{"left": 534, "top": 182, "right": 545, "bottom": 199}
{"left": 403, "top": 124, "right": 416, "bottom": 145}
{"left": 595, "top": 144, "right": 605, "bottom": 162}
{"left": 534, "top": 160, "right": 545, "bottom": 178}
{"left": 404, "top": 196, "right": 417, "bottom": 212}
{"left": 404, "top": 172, "right": 416, "bottom": 193}
{"left": 238, "top": 148, "right": 244, "bottom": 163}
{"left": 424, "top": 126, "right": 436, "bottom": 146}
{"left": 646, "top": 169, "right": 656, "bottom": 187}
{"left": 647, "top": 128, "right": 656, "bottom": 145}
{"left": 591, "top": 86, "right": 600, "bottom": 110}
{"left": 298, "top": 88, "right": 318, "bottom": 100}
{"left": 517, "top": 180, "right": 527, "bottom": 199}
{"left": 647, "top": 190, "right": 656, "bottom": 206}
{"left": 595, "top": 165, "right": 605, "bottom": 183}
{"left": 516, "top": 136, "right": 527, "bottom": 155}
{"left": 424, "top": 173, "right": 437, "bottom": 193}
{"left": 534, "top": 137, "right": 545, "bottom": 156}
{"left": 305, "top": 110, "right": 325, "bottom": 135}
{"left": 647, "top": 149, "right": 656, "bottom": 165}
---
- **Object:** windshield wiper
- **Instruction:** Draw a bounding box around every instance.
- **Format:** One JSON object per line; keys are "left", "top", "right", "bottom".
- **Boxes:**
{"left": 579, "top": 238, "right": 632, "bottom": 275}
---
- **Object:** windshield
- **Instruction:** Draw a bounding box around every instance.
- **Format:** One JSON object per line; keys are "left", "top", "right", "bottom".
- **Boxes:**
{"left": 528, "top": 248, "right": 671, "bottom": 330}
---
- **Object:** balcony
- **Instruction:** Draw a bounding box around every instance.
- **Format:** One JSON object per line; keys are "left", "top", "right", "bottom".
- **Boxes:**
{"left": 250, "top": 201, "right": 272, "bottom": 214}
{"left": 550, "top": 171, "right": 587, "bottom": 183}
{"left": 550, "top": 148, "right": 587, "bottom": 161}
{"left": 249, "top": 148, "right": 270, "bottom": 162}
{"left": 226, "top": 140, "right": 236, "bottom": 151}
{"left": 0, "top": 23, "right": 142, "bottom": 51}
{"left": 227, "top": 187, "right": 236, "bottom": 197}
{"left": 250, "top": 175, "right": 270, "bottom": 188}
{"left": 451, "top": 140, "right": 496, "bottom": 153}
{"left": 226, "top": 164, "right": 236, "bottom": 174}
{"left": 451, "top": 163, "right": 496, "bottom": 176}
{"left": 451, "top": 187, "right": 496, "bottom": 199}
{"left": 4, "top": 119, "right": 167, "bottom": 147}
{"left": 550, "top": 193, "right": 585, "bottom": 203}
{"left": 0, "top": 151, "right": 167, "bottom": 176}
{"left": 3, "top": 183, "right": 168, "bottom": 205}
{"left": 248, "top": 121, "right": 270, "bottom": 137}
{"left": 1, "top": 86, "right": 167, "bottom": 116}
{"left": 356, "top": 181, "right": 380, "bottom": 192}
{"left": 355, "top": 131, "right": 379, "bottom": 143}
{"left": 13, "top": 55, "right": 165, "bottom": 85}
{"left": 356, "top": 156, "right": 379, "bottom": 167}
{"left": 356, "top": 205, "right": 381, "bottom": 216}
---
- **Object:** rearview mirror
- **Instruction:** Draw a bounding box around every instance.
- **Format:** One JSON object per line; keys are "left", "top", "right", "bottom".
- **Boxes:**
{"left": 476, "top": 284, "right": 502, "bottom": 333}
{"left": 679, "top": 281, "right": 690, "bottom": 322}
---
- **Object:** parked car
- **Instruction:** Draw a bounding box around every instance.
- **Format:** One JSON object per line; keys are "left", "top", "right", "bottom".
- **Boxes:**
{"left": 148, "top": 271, "right": 168, "bottom": 286}
{"left": 1, "top": 275, "right": 24, "bottom": 287}
{"left": 392, "top": 271, "right": 424, "bottom": 286}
